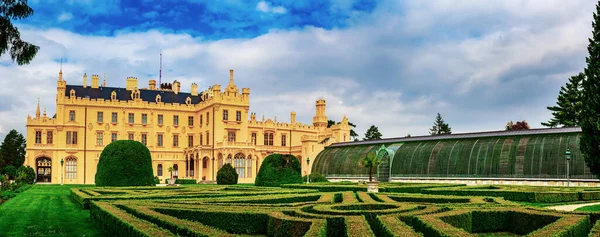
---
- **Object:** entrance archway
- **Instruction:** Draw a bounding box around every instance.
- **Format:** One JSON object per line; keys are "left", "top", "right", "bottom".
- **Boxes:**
{"left": 36, "top": 157, "right": 52, "bottom": 183}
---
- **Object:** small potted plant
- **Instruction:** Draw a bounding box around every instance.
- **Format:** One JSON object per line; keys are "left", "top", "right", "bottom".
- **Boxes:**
{"left": 362, "top": 151, "right": 382, "bottom": 192}
{"left": 167, "top": 166, "right": 176, "bottom": 186}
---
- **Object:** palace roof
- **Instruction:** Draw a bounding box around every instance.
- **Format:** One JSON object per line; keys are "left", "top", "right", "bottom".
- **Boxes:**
{"left": 65, "top": 85, "right": 203, "bottom": 104}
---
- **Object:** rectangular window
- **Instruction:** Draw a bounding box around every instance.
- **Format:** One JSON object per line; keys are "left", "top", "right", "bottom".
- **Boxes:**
{"left": 188, "top": 135, "right": 193, "bottom": 147}
{"left": 96, "top": 132, "right": 103, "bottom": 146}
{"left": 142, "top": 114, "right": 147, "bottom": 125}
{"left": 97, "top": 112, "right": 103, "bottom": 123}
{"left": 199, "top": 134, "right": 203, "bottom": 145}
{"left": 158, "top": 114, "right": 163, "bottom": 125}
{"left": 34, "top": 131, "right": 42, "bottom": 144}
{"left": 200, "top": 115, "right": 203, "bottom": 126}
{"left": 206, "top": 131, "right": 210, "bottom": 145}
{"left": 128, "top": 113, "right": 134, "bottom": 124}
{"left": 188, "top": 116, "right": 194, "bottom": 126}
{"left": 66, "top": 131, "right": 78, "bottom": 145}
{"left": 173, "top": 135, "right": 179, "bottom": 147}
{"left": 236, "top": 111, "right": 241, "bottom": 121}
{"left": 251, "top": 133, "right": 257, "bottom": 145}
{"left": 141, "top": 134, "right": 147, "bottom": 146}
{"left": 111, "top": 112, "right": 118, "bottom": 123}
{"left": 157, "top": 134, "right": 163, "bottom": 147}
{"left": 206, "top": 112, "right": 209, "bottom": 124}
{"left": 264, "top": 132, "right": 273, "bottom": 146}
{"left": 281, "top": 134, "right": 287, "bottom": 147}
{"left": 65, "top": 159, "right": 76, "bottom": 179}
{"left": 173, "top": 115, "right": 179, "bottom": 126}
{"left": 228, "top": 131, "right": 236, "bottom": 142}
{"left": 47, "top": 131, "right": 53, "bottom": 144}
{"left": 128, "top": 133, "right": 134, "bottom": 140}
{"left": 111, "top": 133, "right": 117, "bottom": 142}
{"left": 223, "top": 110, "right": 228, "bottom": 120}
{"left": 69, "top": 111, "right": 75, "bottom": 121}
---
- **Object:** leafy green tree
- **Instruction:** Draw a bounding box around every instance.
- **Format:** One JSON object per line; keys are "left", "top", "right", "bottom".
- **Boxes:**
{"left": 0, "top": 129, "right": 26, "bottom": 169}
{"left": 2, "top": 165, "right": 16, "bottom": 180}
{"left": 255, "top": 154, "right": 302, "bottom": 187}
{"left": 542, "top": 73, "right": 584, "bottom": 127}
{"left": 363, "top": 125, "right": 382, "bottom": 140}
{"left": 362, "top": 151, "right": 381, "bottom": 182}
{"left": 0, "top": 0, "right": 39, "bottom": 65}
{"left": 216, "top": 163, "right": 238, "bottom": 185}
{"left": 581, "top": 1, "right": 600, "bottom": 178}
{"left": 95, "top": 140, "right": 155, "bottom": 186}
{"left": 328, "top": 119, "right": 359, "bottom": 140}
{"left": 429, "top": 112, "right": 451, "bottom": 135}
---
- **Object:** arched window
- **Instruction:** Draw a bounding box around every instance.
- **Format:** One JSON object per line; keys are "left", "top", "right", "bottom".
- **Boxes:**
{"left": 227, "top": 154, "right": 232, "bottom": 164}
{"left": 234, "top": 153, "right": 245, "bottom": 178}
{"left": 203, "top": 157, "right": 208, "bottom": 168}
{"left": 246, "top": 154, "right": 252, "bottom": 178}
{"left": 173, "top": 164, "right": 179, "bottom": 178}
{"left": 157, "top": 164, "right": 163, "bottom": 176}
{"left": 65, "top": 157, "right": 77, "bottom": 179}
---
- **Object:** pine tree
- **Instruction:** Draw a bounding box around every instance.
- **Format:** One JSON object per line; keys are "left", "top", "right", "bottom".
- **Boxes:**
{"left": 363, "top": 125, "right": 382, "bottom": 140}
{"left": 580, "top": 1, "right": 600, "bottom": 177}
{"left": 542, "top": 73, "right": 584, "bottom": 128}
{"left": 429, "top": 112, "right": 452, "bottom": 135}
{"left": 0, "top": 0, "right": 39, "bottom": 65}
{"left": 0, "top": 129, "right": 26, "bottom": 169}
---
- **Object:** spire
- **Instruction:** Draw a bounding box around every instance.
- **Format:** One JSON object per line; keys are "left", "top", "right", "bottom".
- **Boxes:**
{"left": 35, "top": 97, "right": 41, "bottom": 118}
{"left": 226, "top": 69, "right": 239, "bottom": 94}
{"left": 58, "top": 58, "right": 63, "bottom": 81}
{"left": 229, "top": 69, "right": 234, "bottom": 84}
{"left": 43, "top": 108, "right": 47, "bottom": 117}
{"left": 103, "top": 72, "right": 106, "bottom": 87}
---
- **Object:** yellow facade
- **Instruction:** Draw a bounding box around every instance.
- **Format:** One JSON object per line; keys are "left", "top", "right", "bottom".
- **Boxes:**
{"left": 25, "top": 68, "right": 350, "bottom": 184}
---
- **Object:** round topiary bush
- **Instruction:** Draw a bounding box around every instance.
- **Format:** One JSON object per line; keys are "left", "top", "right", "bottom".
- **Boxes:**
{"left": 255, "top": 154, "right": 302, "bottom": 187}
{"left": 95, "top": 140, "right": 155, "bottom": 186}
{"left": 217, "top": 163, "right": 238, "bottom": 184}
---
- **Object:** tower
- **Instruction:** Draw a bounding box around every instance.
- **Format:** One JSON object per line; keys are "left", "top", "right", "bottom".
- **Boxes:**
{"left": 312, "top": 99, "right": 327, "bottom": 128}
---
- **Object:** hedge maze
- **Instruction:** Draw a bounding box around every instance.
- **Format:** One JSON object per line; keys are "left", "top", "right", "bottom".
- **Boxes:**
{"left": 70, "top": 184, "right": 600, "bottom": 236}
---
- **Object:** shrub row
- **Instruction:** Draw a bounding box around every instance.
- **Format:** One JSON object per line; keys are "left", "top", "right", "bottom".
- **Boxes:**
{"left": 154, "top": 207, "right": 268, "bottom": 235}
{"left": 174, "top": 179, "right": 197, "bottom": 184}
{"left": 422, "top": 186, "right": 581, "bottom": 203}
{"left": 89, "top": 201, "right": 172, "bottom": 237}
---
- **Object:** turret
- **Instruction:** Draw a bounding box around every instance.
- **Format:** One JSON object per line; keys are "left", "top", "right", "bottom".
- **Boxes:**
{"left": 191, "top": 83, "right": 198, "bottom": 96}
{"left": 83, "top": 73, "right": 87, "bottom": 88}
{"left": 126, "top": 77, "right": 138, "bottom": 90}
{"left": 91, "top": 74, "right": 99, "bottom": 88}
{"left": 312, "top": 99, "right": 328, "bottom": 128}
{"left": 173, "top": 80, "right": 180, "bottom": 94}
{"left": 35, "top": 97, "right": 40, "bottom": 118}
{"left": 149, "top": 80, "right": 156, "bottom": 90}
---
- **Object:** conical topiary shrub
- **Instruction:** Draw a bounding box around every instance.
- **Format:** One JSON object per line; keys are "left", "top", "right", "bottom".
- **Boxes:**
{"left": 216, "top": 163, "right": 238, "bottom": 185}
{"left": 95, "top": 140, "right": 155, "bottom": 186}
{"left": 255, "top": 153, "right": 302, "bottom": 187}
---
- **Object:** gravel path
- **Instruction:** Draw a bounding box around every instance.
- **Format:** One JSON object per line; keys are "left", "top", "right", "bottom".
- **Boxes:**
{"left": 545, "top": 202, "right": 600, "bottom": 211}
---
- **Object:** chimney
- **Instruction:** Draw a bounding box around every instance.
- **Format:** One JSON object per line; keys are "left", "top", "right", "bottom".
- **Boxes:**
{"left": 191, "top": 83, "right": 198, "bottom": 96}
{"left": 83, "top": 73, "right": 87, "bottom": 88}
{"left": 126, "top": 77, "right": 138, "bottom": 90}
{"left": 149, "top": 80, "right": 156, "bottom": 90}
{"left": 91, "top": 75, "right": 99, "bottom": 88}
{"left": 173, "top": 80, "right": 180, "bottom": 94}
{"left": 291, "top": 112, "right": 296, "bottom": 125}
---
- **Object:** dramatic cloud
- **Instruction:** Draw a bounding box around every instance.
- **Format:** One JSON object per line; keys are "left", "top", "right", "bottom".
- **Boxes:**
{"left": 0, "top": 0, "right": 596, "bottom": 140}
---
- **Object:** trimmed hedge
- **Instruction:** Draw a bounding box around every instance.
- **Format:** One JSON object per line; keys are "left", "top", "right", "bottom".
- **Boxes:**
{"left": 95, "top": 140, "right": 155, "bottom": 187}
{"left": 174, "top": 179, "right": 197, "bottom": 184}
{"left": 89, "top": 201, "right": 172, "bottom": 237}
{"left": 255, "top": 153, "right": 302, "bottom": 187}
{"left": 216, "top": 163, "right": 238, "bottom": 185}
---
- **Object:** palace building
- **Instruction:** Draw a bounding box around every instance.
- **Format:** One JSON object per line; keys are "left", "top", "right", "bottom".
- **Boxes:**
{"left": 25, "top": 68, "right": 351, "bottom": 184}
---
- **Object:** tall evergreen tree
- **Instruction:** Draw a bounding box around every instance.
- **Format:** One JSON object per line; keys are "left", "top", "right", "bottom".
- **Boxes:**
{"left": 363, "top": 125, "right": 382, "bottom": 140}
{"left": 0, "top": 129, "right": 26, "bottom": 169}
{"left": 1, "top": 0, "right": 39, "bottom": 65}
{"left": 580, "top": 1, "right": 600, "bottom": 177}
{"left": 429, "top": 112, "right": 452, "bottom": 135}
{"left": 542, "top": 73, "right": 584, "bottom": 128}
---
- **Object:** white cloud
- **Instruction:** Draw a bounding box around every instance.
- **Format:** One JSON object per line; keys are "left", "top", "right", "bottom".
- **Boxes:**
{"left": 256, "top": 1, "right": 287, "bottom": 14}
{"left": 0, "top": 0, "right": 596, "bottom": 140}
{"left": 57, "top": 12, "right": 73, "bottom": 22}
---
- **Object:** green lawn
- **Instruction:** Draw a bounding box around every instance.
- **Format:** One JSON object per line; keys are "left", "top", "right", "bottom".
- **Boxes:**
{"left": 575, "top": 204, "right": 600, "bottom": 212}
{"left": 0, "top": 185, "right": 106, "bottom": 237}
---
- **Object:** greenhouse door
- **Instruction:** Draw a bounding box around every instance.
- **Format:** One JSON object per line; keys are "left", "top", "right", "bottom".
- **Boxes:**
{"left": 377, "top": 153, "right": 390, "bottom": 182}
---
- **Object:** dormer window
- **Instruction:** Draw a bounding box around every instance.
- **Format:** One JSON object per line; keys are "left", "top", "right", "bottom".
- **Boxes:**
{"left": 111, "top": 91, "right": 117, "bottom": 100}
{"left": 131, "top": 89, "right": 140, "bottom": 100}
{"left": 69, "top": 89, "right": 76, "bottom": 98}
{"left": 156, "top": 94, "right": 161, "bottom": 103}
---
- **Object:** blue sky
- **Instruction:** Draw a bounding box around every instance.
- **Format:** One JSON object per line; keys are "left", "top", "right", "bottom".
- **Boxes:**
{"left": 0, "top": 0, "right": 597, "bottom": 139}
